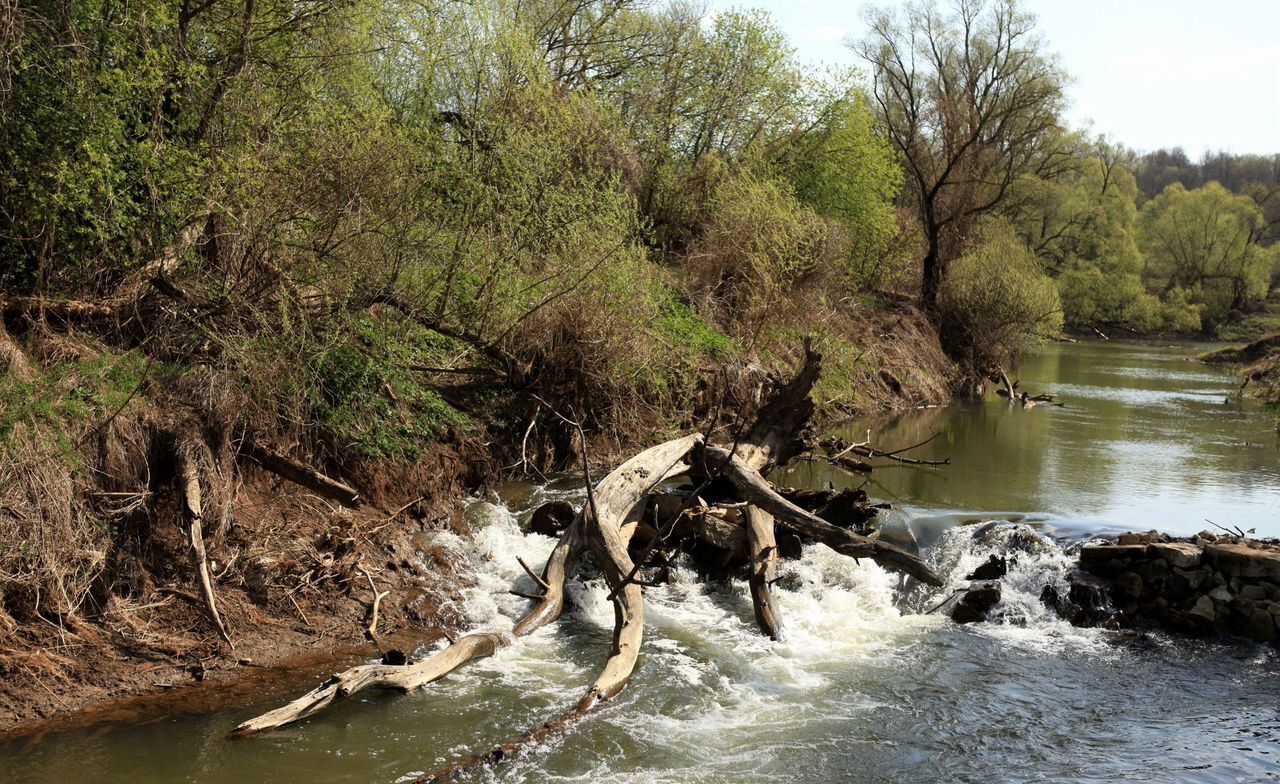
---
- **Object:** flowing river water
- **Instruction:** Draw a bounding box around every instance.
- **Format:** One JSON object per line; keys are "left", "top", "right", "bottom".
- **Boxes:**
{"left": 3, "top": 341, "right": 1280, "bottom": 783}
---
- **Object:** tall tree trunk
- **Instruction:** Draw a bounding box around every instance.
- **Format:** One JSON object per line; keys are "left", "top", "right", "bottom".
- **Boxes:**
{"left": 921, "top": 235, "right": 942, "bottom": 313}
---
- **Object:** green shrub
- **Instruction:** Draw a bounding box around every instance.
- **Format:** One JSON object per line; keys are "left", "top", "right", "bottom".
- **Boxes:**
{"left": 940, "top": 220, "right": 1063, "bottom": 372}
{"left": 687, "top": 172, "right": 834, "bottom": 338}
{"left": 652, "top": 291, "right": 736, "bottom": 360}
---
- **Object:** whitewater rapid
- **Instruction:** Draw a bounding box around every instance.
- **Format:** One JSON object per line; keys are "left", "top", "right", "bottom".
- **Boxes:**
{"left": 390, "top": 487, "right": 1129, "bottom": 783}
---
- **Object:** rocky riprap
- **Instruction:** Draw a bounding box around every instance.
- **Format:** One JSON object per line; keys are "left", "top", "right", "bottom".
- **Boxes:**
{"left": 1070, "top": 531, "right": 1280, "bottom": 643}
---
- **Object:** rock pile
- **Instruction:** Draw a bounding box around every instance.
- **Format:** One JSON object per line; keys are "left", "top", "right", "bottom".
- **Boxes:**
{"left": 1074, "top": 530, "right": 1280, "bottom": 643}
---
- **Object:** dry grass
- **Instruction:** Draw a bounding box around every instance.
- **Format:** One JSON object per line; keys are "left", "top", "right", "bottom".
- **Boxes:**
{"left": 0, "top": 424, "right": 109, "bottom": 620}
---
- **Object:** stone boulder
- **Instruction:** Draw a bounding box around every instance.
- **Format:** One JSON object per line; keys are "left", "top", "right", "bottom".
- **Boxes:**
{"left": 1204, "top": 543, "right": 1280, "bottom": 582}
{"left": 951, "top": 581, "right": 1002, "bottom": 624}
{"left": 1148, "top": 542, "right": 1202, "bottom": 569}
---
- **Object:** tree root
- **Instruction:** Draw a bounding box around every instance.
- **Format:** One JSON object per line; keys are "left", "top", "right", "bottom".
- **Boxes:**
{"left": 176, "top": 435, "right": 234, "bottom": 649}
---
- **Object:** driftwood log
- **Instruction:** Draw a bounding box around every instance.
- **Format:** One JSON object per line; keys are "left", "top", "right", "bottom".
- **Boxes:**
{"left": 232, "top": 342, "right": 943, "bottom": 779}
{"left": 746, "top": 506, "right": 782, "bottom": 640}
{"left": 232, "top": 433, "right": 702, "bottom": 736}
{"left": 994, "top": 368, "right": 1062, "bottom": 408}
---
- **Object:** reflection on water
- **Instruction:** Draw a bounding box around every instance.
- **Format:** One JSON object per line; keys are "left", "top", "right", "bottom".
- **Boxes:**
{"left": 2, "top": 341, "right": 1278, "bottom": 783}
{"left": 783, "top": 341, "right": 1280, "bottom": 539}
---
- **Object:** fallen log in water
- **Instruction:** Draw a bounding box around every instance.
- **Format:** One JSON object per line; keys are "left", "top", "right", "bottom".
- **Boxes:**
{"left": 231, "top": 341, "right": 943, "bottom": 778}
{"left": 993, "top": 368, "right": 1063, "bottom": 408}
{"left": 704, "top": 445, "right": 943, "bottom": 587}
{"left": 231, "top": 433, "right": 702, "bottom": 736}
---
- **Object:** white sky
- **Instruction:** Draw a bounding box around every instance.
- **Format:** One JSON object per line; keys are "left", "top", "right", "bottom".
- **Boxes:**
{"left": 706, "top": 0, "right": 1280, "bottom": 155}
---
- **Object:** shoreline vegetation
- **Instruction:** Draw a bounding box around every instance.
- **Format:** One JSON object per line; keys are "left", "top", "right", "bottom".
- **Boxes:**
{"left": 0, "top": 0, "right": 1276, "bottom": 741}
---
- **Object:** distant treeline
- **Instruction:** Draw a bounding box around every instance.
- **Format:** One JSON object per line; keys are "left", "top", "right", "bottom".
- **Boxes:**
{"left": 1135, "top": 149, "right": 1280, "bottom": 204}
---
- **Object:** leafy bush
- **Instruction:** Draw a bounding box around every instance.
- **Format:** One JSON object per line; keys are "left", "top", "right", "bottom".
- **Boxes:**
{"left": 784, "top": 95, "right": 905, "bottom": 290}
{"left": 652, "top": 290, "right": 736, "bottom": 360}
{"left": 686, "top": 173, "right": 835, "bottom": 339}
{"left": 940, "top": 220, "right": 1063, "bottom": 372}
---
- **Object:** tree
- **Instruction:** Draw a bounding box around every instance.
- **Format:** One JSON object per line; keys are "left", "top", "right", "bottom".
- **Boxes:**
{"left": 854, "top": 0, "right": 1070, "bottom": 309}
{"left": 938, "top": 218, "right": 1062, "bottom": 373}
{"left": 781, "top": 93, "right": 905, "bottom": 288}
{"left": 1138, "top": 182, "right": 1268, "bottom": 328}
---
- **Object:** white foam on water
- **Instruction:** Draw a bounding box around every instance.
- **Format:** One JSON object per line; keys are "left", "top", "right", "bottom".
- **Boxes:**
{"left": 414, "top": 494, "right": 1127, "bottom": 783}
{"left": 920, "top": 521, "right": 1112, "bottom": 654}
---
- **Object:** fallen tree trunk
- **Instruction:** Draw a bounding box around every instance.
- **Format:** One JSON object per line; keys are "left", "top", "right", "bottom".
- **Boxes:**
{"left": 746, "top": 506, "right": 782, "bottom": 641}
{"left": 232, "top": 342, "right": 946, "bottom": 779}
{"left": 232, "top": 434, "right": 702, "bottom": 736}
{"left": 704, "top": 445, "right": 942, "bottom": 587}
{"left": 1, "top": 295, "right": 121, "bottom": 323}
{"left": 241, "top": 439, "right": 362, "bottom": 508}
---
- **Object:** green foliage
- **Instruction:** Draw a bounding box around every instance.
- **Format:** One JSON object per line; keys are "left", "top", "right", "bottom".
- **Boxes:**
{"left": 939, "top": 220, "right": 1064, "bottom": 371}
{"left": 0, "top": 0, "right": 204, "bottom": 288}
{"left": 1010, "top": 141, "right": 1277, "bottom": 336}
{"left": 1139, "top": 182, "right": 1268, "bottom": 331}
{"left": 310, "top": 339, "right": 464, "bottom": 462}
{"left": 688, "top": 172, "right": 833, "bottom": 339}
{"left": 222, "top": 309, "right": 468, "bottom": 463}
{"left": 652, "top": 291, "right": 736, "bottom": 360}
{"left": 783, "top": 94, "right": 905, "bottom": 289}
{"left": 0, "top": 352, "right": 184, "bottom": 455}
{"left": 857, "top": 0, "right": 1071, "bottom": 306}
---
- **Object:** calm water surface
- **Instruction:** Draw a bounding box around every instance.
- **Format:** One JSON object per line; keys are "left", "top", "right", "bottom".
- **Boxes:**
{"left": 2, "top": 341, "right": 1278, "bottom": 783}
{"left": 792, "top": 340, "right": 1280, "bottom": 539}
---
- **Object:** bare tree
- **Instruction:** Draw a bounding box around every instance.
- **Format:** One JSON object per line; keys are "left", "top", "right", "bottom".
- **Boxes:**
{"left": 854, "top": 0, "right": 1070, "bottom": 309}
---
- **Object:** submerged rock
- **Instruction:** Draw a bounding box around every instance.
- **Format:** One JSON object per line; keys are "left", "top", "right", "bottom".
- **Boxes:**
{"left": 527, "top": 500, "right": 575, "bottom": 537}
{"left": 1187, "top": 595, "right": 1217, "bottom": 624}
{"left": 966, "top": 554, "right": 1008, "bottom": 581}
{"left": 1066, "top": 579, "right": 1111, "bottom": 627}
{"left": 951, "top": 581, "right": 1002, "bottom": 624}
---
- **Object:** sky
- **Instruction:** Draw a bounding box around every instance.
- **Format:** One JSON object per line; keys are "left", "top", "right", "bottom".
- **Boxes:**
{"left": 705, "top": 0, "right": 1280, "bottom": 155}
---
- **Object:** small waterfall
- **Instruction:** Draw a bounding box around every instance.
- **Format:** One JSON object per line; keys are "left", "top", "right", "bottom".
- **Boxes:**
{"left": 915, "top": 520, "right": 1109, "bottom": 650}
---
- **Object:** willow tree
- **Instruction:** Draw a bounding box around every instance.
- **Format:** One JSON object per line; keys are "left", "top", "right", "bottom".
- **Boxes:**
{"left": 1139, "top": 182, "right": 1269, "bottom": 327}
{"left": 854, "top": 0, "right": 1070, "bottom": 310}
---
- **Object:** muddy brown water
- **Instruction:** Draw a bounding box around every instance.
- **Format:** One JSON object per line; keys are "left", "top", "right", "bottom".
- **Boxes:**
{"left": 2, "top": 340, "right": 1278, "bottom": 783}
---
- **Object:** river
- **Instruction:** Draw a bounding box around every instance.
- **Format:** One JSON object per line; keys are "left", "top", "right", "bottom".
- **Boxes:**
{"left": 3, "top": 341, "right": 1279, "bottom": 783}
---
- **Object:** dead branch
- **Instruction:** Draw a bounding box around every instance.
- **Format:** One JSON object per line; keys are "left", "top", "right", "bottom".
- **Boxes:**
{"left": 819, "top": 432, "right": 950, "bottom": 467}
{"left": 230, "top": 633, "right": 509, "bottom": 736}
{"left": 992, "top": 368, "right": 1062, "bottom": 408}
{"left": 177, "top": 435, "right": 233, "bottom": 649}
{"left": 515, "top": 556, "right": 549, "bottom": 591}
{"left": 241, "top": 439, "right": 361, "bottom": 508}
{"left": 358, "top": 564, "right": 389, "bottom": 657}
